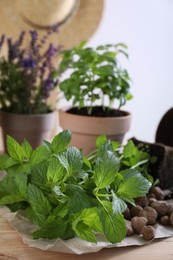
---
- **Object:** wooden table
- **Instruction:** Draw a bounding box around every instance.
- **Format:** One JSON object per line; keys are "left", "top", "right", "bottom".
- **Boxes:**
{"left": 0, "top": 216, "right": 173, "bottom": 260}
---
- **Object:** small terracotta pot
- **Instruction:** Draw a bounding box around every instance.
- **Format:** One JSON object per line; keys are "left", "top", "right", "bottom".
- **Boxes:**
{"left": 59, "top": 108, "right": 132, "bottom": 155}
{"left": 0, "top": 110, "right": 56, "bottom": 151}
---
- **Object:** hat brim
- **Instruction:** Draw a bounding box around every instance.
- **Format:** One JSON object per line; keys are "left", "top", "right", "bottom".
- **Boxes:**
{"left": 0, "top": 0, "right": 104, "bottom": 48}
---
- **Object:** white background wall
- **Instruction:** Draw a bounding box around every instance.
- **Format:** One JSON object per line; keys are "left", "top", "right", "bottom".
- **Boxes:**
{"left": 88, "top": 0, "right": 173, "bottom": 142}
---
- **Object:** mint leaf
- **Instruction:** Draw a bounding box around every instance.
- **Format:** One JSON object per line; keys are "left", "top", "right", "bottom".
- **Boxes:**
{"left": 72, "top": 222, "right": 97, "bottom": 243}
{"left": 30, "top": 162, "right": 48, "bottom": 187}
{"left": 15, "top": 172, "right": 28, "bottom": 196}
{"left": 112, "top": 192, "right": 127, "bottom": 215}
{"left": 0, "top": 194, "right": 25, "bottom": 205}
{"left": 32, "top": 218, "right": 67, "bottom": 239}
{"left": 53, "top": 203, "right": 68, "bottom": 218}
{"left": 96, "top": 135, "right": 107, "bottom": 149}
{"left": 47, "top": 158, "right": 66, "bottom": 183}
{"left": 0, "top": 154, "right": 9, "bottom": 169}
{"left": 26, "top": 207, "right": 46, "bottom": 226}
{"left": 22, "top": 139, "right": 33, "bottom": 159}
{"left": 27, "top": 184, "right": 51, "bottom": 217}
{"left": 66, "top": 147, "right": 83, "bottom": 175}
{"left": 30, "top": 146, "right": 50, "bottom": 165}
{"left": 98, "top": 200, "right": 126, "bottom": 243}
{"left": 117, "top": 174, "right": 151, "bottom": 199}
{"left": 94, "top": 151, "right": 119, "bottom": 190}
{"left": 52, "top": 130, "right": 71, "bottom": 153}
{"left": 73, "top": 208, "right": 103, "bottom": 233}
{"left": 66, "top": 184, "right": 91, "bottom": 214}
{"left": 6, "top": 135, "right": 24, "bottom": 163}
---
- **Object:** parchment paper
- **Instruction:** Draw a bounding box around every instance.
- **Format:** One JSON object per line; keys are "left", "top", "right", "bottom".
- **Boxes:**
{"left": 0, "top": 206, "right": 173, "bottom": 254}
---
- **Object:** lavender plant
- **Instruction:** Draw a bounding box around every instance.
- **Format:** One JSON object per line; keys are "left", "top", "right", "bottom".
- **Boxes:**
{"left": 0, "top": 27, "right": 61, "bottom": 114}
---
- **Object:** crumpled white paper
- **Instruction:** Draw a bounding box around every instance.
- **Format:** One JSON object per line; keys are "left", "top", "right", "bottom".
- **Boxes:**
{"left": 1, "top": 206, "right": 173, "bottom": 254}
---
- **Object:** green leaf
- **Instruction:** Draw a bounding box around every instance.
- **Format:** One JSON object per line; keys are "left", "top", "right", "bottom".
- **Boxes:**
{"left": 73, "top": 222, "right": 97, "bottom": 243}
{"left": 94, "top": 151, "right": 119, "bottom": 190}
{"left": 32, "top": 218, "right": 67, "bottom": 239}
{"left": 98, "top": 200, "right": 126, "bottom": 243}
{"left": 117, "top": 174, "right": 151, "bottom": 199}
{"left": 30, "top": 162, "right": 48, "bottom": 187}
{"left": 111, "top": 192, "right": 127, "bottom": 215}
{"left": 22, "top": 139, "right": 33, "bottom": 159}
{"left": 66, "top": 184, "right": 91, "bottom": 214}
{"left": 72, "top": 208, "right": 102, "bottom": 242}
{"left": 78, "top": 208, "right": 103, "bottom": 232}
{"left": 27, "top": 184, "right": 51, "bottom": 217}
{"left": 66, "top": 147, "right": 83, "bottom": 175}
{"left": 26, "top": 207, "right": 46, "bottom": 226}
{"left": 96, "top": 135, "right": 107, "bottom": 149}
{"left": 53, "top": 203, "right": 68, "bottom": 218}
{"left": 30, "top": 146, "right": 50, "bottom": 165}
{"left": 52, "top": 130, "right": 71, "bottom": 153}
{"left": 77, "top": 40, "right": 87, "bottom": 49}
{"left": 0, "top": 194, "right": 25, "bottom": 205}
{"left": 0, "top": 154, "right": 9, "bottom": 170}
{"left": 94, "top": 65, "right": 114, "bottom": 76}
{"left": 6, "top": 135, "right": 24, "bottom": 163}
{"left": 47, "top": 157, "right": 66, "bottom": 183}
{"left": 15, "top": 172, "right": 28, "bottom": 196}
{"left": 123, "top": 140, "right": 136, "bottom": 158}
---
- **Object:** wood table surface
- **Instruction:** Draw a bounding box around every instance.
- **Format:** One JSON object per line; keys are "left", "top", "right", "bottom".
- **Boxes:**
{"left": 0, "top": 216, "right": 173, "bottom": 260}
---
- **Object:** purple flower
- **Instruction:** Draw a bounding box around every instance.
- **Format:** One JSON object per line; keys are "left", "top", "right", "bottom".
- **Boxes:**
{"left": 0, "top": 34, "right": 5, "bottom": 50}
{"left": 22, "top": 56, "right": 36, "bottom": 69}
{"left": 7, "top": 38, "right": 18, "bottom": 60}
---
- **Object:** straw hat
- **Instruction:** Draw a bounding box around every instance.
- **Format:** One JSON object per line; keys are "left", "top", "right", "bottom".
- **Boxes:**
{"left": 0, "top": 0, "right": 104, "bottom": 48}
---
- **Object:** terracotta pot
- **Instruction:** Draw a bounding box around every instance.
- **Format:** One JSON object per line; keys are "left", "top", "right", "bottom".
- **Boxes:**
{"left": 0, "top": 110, "right": 56, "bottom": 151}
{"left": 59, "top": 108, "right": 132, "bottom": 155}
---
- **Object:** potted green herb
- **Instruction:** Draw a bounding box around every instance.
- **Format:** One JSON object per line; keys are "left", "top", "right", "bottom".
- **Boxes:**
{"left": 58, "top": 41, "right": 133, "bottom": 154}
{"left": 0, "top": 27, "right": 61, "bottom": 151}
{"left": 0, "top": 131, "right": 151, "bottom": 246}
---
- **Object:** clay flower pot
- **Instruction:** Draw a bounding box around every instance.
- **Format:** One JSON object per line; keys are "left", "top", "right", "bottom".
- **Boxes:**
{"left": 59, "top": 108, "right": 132, "bottom": 155}
{"left": 0, "top": 110, "right": 56, "bottom": 151}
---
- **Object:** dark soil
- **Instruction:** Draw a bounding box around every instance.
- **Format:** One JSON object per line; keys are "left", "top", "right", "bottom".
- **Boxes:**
{"left": 67, "top": 106, "right": 128, "bottom": 117}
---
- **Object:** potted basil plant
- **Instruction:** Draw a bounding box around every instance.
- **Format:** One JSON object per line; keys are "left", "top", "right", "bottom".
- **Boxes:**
{"left": 57, "top": 41, "right": 133, "bottom": 154}
{"left": 0, "top": 27, "right": 61, "bottom": 151}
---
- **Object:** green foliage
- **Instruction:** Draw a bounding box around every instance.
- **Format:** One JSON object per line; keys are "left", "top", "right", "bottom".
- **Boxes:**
{"left": 58, "top": 41, "right": 132, "bottom": 115}
{"left": 0, "top": 131, "right": 152, "bottom": 244}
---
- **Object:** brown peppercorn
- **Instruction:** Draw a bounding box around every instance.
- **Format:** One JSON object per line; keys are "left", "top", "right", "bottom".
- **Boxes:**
{"left": 167, "top": 203, "right": 173, "bottom": 216}
{"left": 160, "top": 215, "right": 171, "bottom": 226}
{"left": 138, "top": 206, "right": 158, "bottom": 225}
{"left": 151, "top": 186, "right": 165, "bottom": 200}
{"left": 131, "top": 216, "right": 148, "bottom": 234}
{"left": 147, "top": 193, "right": 156, "bottom": 200}
{"left": 130, "top": 205, "right": 143, "bottom": 218}
{"left": 123, "top": 207, "right": 131, "bottom": 220}
{"left": 170, "top": 212, "right": 173, "bottom": 226}
{"left": 148, "top": 197, "right": 157, "bottom": 206}
{"left": 151, "top": 201, "right": 169, "bottom": 217}
{"left": 141, "top": 225, "right": 155, "bottom": 240}
{"left": 126, "top": 220, "right": 134, "bottom": 236}
{"left": 135, "top": 196, "right": 148, "bottom": 208}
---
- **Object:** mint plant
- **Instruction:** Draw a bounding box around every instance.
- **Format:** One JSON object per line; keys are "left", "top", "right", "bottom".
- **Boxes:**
{"left": 58, "top": 41, "right": 132, "bottom": 115}
{"left": 0, "top": 131, "right": 151, "bottom": 243}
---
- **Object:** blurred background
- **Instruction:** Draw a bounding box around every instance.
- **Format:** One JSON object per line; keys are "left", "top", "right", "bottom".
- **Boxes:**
{"left": 87, "top": 0, "right": 173, "bottom": 142}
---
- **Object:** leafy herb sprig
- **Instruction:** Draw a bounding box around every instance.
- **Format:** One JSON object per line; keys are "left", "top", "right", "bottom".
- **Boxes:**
{"left": 0, "top": 131, "right": 151, "bottom": 243}
{"left": 58, "top": 41, "right": 132, "bottom": 115}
